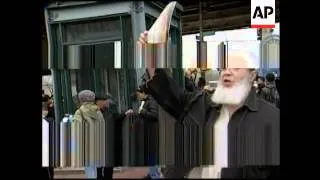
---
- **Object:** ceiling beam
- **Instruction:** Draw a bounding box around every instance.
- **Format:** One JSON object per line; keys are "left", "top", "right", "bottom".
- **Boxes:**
{"left": 182, "top": 6, "right": 250, "bottom": 22}
{"left": 182, "top": 14, "right": 251, "bottom": 35}
{"left": 183, "top": 14, "right": 251, "bottom": 28}
{"left": 182, "top": 23, "right": 250, "bottom": 35}
{"left": 182, "top": 0, "right": 245, "bottom": 12}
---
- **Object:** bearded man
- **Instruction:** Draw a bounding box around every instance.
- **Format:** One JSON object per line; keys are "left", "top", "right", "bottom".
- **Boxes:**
{"left": 137, "top": 31, "right": 280, "bottom": 179}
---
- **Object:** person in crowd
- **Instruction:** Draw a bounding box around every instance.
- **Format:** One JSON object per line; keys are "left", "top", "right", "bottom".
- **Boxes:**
{"left": 275, "top": 77, "right": 280, "bottom": 95}
{"left": 260, "top": 73, "right": 280, "bottom": 108}
{"left": 45, "top": 97, "right": 55, "bottom": 119}
{"left": 42, "top": 94, "right": 55, "bottom": 121}
{"left": 93, "top": 92, "right": 134, "bottom": 179}
{"left": 126, "top": 85, "right": 159, "bottom": 166}
{"left": 42, "top": 102, "right": 48, "bottom": 119}
{"left": 73, "top": 90, "right": 105, "bottom": 179}
{"left": 197, "top": 76, "right": 206, "bottom": 90}
{"left": 256, "top": 76, "right": 265, "bottom": 96}
{"left": 95, "top": 93, "right": 110, "bottom": 113}
{"left": 184, "top": 69, "right": 197, "bottom": 92}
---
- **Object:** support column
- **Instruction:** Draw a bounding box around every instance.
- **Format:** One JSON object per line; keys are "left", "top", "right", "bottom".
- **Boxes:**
{"left": 130, "top": 0, "right": 146, "bottom": 92}
{"left": 52, "top": 69, "right": 63, "bottom": 167}
{"left": 197, "top": 2, "right": 207, "bottom": 70}
{"left": 131, "top": 1, "right": 146, "bottom": 69}
{"left": 260, "top": 28, "right": 273, "bottom": 73}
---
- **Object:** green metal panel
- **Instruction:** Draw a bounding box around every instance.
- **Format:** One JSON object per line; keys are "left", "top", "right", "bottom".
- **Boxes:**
{"left": 121, "top": 15, "right": 134, "bottom": 68}
{"left": 52, "top": 69, "right": 64, "bottom": 167}
{"left": 62, "top": 70, "right": 74, "bottom": 114}
{"left": 176, "top": 26, "right": 183, "bottom": 69}
{"left": 93, "top": 69, "right": 103, "bottom": 94}
{"left": 170, "top": 25, "right": 184, "bottom": 88}
{"left": 120, "top": 15, "right": 136, "bottom": 108}
{"left": 50, "top": 24, "right": 64, "bottom": 69}
{"left": 59, "top": 71, "right": 67, "bottom": 115}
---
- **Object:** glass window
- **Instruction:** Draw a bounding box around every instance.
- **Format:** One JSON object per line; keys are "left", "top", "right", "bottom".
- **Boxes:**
{"left": 62, "top": 17, "right": 122, "bottom": 44}
{"left": 64, "top": 41, "right": 122, "bottom": 69}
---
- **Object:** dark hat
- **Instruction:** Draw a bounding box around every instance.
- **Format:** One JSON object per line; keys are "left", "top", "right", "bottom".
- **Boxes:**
{"left": 136, "top": 84, "right": 149, "bottom": 94}
{"left": 95, "top": 92, "right": 109, "bottom": 101}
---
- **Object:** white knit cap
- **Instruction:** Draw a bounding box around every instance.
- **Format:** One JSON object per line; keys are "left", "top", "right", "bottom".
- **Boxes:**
{"left": 227, "top": 50, "right": 259, "bottom": 69}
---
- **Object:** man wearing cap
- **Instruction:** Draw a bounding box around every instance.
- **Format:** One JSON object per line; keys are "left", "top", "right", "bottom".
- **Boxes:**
{"left": 128, "top": 85, "right": 158, "bottom": 120}
{"left": 95, "top": 92, "right": 112, "bottom": 113}
{"left": 138, "top": 31, "right": 280, "bottom": 178}
{"left": 94, "top": 92, "right": 135, "bottom": 179}
{"left": 91, "top": 92, "right": 112, "bottom": 179}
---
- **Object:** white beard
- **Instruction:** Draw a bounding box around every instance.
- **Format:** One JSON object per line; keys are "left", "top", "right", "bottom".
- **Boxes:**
{"left": 211, "top": 76, "right": 251, "bottom": 105}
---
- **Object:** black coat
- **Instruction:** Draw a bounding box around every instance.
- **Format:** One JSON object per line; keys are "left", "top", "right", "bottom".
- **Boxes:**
{"left": 135, "top": 96, "right": 159, "bottom": 165}
{"left": 184, "top": 77, "right": 197, "bottom": 92}
{"left": 102, "top": 106, "right": 127, "bottom": 167}
{"left": 146, "top": 69, "right": 280, "bottom": 178}
{"left": 112, "top": 112, "right": 126, "bottom": 166}
{"left": 138, "top": 96, "right": 158, "bottom": 121}
{"left": 112, "top": 96, "right": 159, "bottom": 166}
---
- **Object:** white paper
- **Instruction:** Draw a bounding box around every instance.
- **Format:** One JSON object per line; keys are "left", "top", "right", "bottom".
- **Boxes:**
{"left": 138, "top": 101, "right": 145, "bottom": 114}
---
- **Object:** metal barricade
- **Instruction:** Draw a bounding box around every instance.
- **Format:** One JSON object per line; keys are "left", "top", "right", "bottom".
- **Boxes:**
{"left": 60, "top": 115, "right": 72, "bottom": 167}
{"left": 60, "top": 114, "right": 106, "bottom": 168}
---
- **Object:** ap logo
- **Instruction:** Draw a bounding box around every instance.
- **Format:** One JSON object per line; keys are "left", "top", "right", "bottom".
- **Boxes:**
{"left": 251, "top": 0, "right": 276, "bottom": 28}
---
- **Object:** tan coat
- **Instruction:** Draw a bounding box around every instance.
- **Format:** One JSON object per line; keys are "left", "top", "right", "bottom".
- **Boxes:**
{"left": 71, "top": 103, "right": 105, "bottom": 167}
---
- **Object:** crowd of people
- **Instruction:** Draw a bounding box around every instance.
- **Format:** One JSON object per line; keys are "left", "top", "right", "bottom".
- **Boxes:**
{"left": 42, "top": 90, "right": 54, "bottom": 120}
{"left": 255, "top": 73, "right": 280, "bottom": 108}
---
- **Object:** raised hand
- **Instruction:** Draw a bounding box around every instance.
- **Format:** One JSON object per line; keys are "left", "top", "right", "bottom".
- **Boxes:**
{"left": 137, "top": 30, "right": 155, "bottom": 79}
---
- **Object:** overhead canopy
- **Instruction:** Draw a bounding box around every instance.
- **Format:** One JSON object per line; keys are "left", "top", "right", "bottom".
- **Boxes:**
{"left": 162, "top": 0, "right": 280, "bottom": 35}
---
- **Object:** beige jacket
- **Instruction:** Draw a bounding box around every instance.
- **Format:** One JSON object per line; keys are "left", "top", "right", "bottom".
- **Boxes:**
{"left": 72, "top": 102, "right": 106, "bottom": 167}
